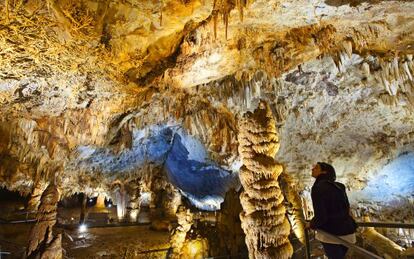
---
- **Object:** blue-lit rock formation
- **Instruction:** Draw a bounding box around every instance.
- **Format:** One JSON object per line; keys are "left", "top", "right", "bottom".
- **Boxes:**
{"left": 165, "top": 134, "right": 237, "bottom": 211}
{"left": 73, "top": 125, "right": 237, "bottom": 210}
{"left": 350, "top": 152, "right": 414, "bottom": 204}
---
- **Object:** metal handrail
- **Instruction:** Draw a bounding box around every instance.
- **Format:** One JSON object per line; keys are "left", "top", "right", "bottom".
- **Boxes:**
{"left": 356, "top": 221, "right": 414, "bottom": 229}
{"left": 315, "top": 229, "right": 382, "bottom": 259}
{"left": 304, "top": 221, "right": 414, "bottom": 259}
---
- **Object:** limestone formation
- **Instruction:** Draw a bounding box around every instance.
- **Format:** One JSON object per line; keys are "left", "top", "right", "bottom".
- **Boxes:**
{"left": 216, "top": 189, "right": 247, "bottom": 256}
{"left": 95, "top": 193, "right": 106, "bottom": 209}
{"left": 127, "top": 181, "right": 142, "bottom": 222}
{"left": 0, "top": 0, "right": 414, "bottom": 257}
{"left": 27, "top": 180, "right": 47, "bottom": 212}
{"left": 169, "top": 206, "right": 194, "bottom": 258}
{"left": 279, "top": 173, "right": 306, "bottom": 245}
{"left": 26, "top": 183, "right": 62, "bottom": 259}
{"left": 362, "top": 227, "right": 406, "bottom": 258}
{"left": 238, "top": 100, "right": 292, "bottom": 259}
{"left": 361, "top": 217, "right": 405, "bottom": 258}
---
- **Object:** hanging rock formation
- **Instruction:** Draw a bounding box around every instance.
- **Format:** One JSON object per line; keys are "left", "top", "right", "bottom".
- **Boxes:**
{"left": 238, "top": 100, "right": 292, "bottom": 259}
{"left": 26, "top": 183, "right": 62, "bottom": 259}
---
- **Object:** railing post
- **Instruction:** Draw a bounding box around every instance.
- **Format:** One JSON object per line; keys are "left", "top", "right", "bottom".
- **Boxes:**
{"left": 304, "top": 228, "right": 311, "bottom": 259}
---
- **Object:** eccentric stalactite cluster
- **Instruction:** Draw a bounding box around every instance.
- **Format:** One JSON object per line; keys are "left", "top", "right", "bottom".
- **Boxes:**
{"left": 238, "top": 101, "right": 292, "bottom": 259}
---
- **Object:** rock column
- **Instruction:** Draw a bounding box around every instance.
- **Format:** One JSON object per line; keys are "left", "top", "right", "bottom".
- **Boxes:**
{"left": 115, "top": 187, "right": 127, "bottom": 221}
{"left": 279, "top": 172, "right": 306, "bottom": 244}
{"left": 170, "top": 206, "right": 193, "bottom": 258}
{"left": 27, "top": 180, "right": 46, "bottom": 212}
{"left": 238, "top": 100, "right": 292, "bottom": 259}
{"left": 26, "top": 183, "right": 62, "bottom": 259}
{"left": 128, "top": 181, "right": 142, "bottom": 222}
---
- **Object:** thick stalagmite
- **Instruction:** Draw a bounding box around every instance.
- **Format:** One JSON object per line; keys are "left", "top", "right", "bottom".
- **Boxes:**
{"left": 95, "top": 193, "right": 106, "bottom": 209}
{"left": 127, "top": 181, "right": 142, "bottom": 222}
{"left": 361, "top": 217, "right": 405, "bottom": 258}
{"left": 169, "top": 206, "right": 194, "bottom": 258}
{"left": 27, "top": 180, "right": 47, "bottom": 212}
{"left": 238, "top": 100, "right": 293, "bottom": 259}
{"left": 279, "top": 173, "right": 306, "bottom": 245}
{"left": 26, "top": 183, "right": 62, "bottom": 259}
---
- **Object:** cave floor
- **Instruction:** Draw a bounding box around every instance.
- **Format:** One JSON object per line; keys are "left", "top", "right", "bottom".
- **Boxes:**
{"left": 63, "top": 225, "right": 170, "bottom": 259}
{"left": 0, "top": 223, "right": 170, "bottom": 259}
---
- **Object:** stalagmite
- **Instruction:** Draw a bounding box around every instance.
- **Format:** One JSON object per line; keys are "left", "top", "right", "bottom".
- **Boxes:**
{"left": 95, "top": 193, "right": 106, "bottom": 209}
{"left": 238, "top": 100, "right": 293, "bottom": 259}
{"left": 115, "top": 185, "right": 127, "bottom": 221}
{"left": 79, "top": 193, "right": 87, "bottom": 224}
{"left": 279, "top": 173, "right": 306, "bottom": 245}
{"left": 169, "top": 206, "right": 194, "bottom": 258}
{"left": 26, "top": 183, "right": 62, "bottom": 259}
{"left": 161, "top": 184, "right": 182, "bottom": 218}
{"left": 128, "top": 182, "right": 141, "bottom": 222}
{"left": 27, "top": 180, "right": 47, "bottom": 212}
{"left": 361, "top": 217, "right": 405, "bottom": 258}
{"left": 217, "top": 189, "right": 246, "bottom": 256}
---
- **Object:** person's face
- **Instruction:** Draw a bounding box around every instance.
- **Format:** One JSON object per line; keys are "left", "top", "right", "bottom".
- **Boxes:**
{"left": 311, "top": 164, "right": 323, "bottom": 178}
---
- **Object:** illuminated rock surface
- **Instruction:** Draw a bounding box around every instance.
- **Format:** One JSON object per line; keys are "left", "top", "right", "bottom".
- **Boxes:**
{"left": 0, "top": 0, "right": 414, "bottom": 257}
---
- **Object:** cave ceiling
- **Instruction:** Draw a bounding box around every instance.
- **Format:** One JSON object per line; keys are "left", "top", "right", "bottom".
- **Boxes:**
{"left": 0, "top": 0, "right": 414, "bottom": 207}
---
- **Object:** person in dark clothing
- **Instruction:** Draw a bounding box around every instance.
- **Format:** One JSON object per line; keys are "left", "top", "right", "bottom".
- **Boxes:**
{"left": 307, "top": 162, "right": 357, "bottom": 259}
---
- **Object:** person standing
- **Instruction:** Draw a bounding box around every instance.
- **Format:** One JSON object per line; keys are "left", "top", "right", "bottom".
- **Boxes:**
{"left": 307, "top": 162, "right": 357, "bottom": 259}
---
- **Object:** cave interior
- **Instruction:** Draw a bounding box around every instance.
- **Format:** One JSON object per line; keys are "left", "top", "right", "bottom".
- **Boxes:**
{"left": 0, "top": 0, "right": 414, "bottom": 258}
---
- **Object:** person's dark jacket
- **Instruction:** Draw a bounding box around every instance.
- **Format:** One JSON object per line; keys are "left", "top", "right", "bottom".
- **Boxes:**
{"left": 310, "top": 173, "right": 357, "bottom": 235}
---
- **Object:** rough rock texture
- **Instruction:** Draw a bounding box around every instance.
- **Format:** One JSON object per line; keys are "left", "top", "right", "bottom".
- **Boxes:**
{"left": 216, "top": 189, "right": 247, "bottom": 257}
{"left": 0, "top": 0, "right": 414, "bottom": 254}
{"left": 279, "top": 173, "right": 306, "bottom": 245}
{"left": 238, "top": 101, "right": 292, "bottom": 259}
{"left": 169, "top": 206, "right": 194, "bottom": 258}
{"left": 26, "top": 183, "right": 62, "bottom": 259}
{"left": 27, "top": 180, "right": 47, "bottom": 212}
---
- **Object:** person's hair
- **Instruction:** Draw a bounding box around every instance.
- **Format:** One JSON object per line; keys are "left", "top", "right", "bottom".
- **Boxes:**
{"left": 317, "top": 162, "right": 336, "bottom": 181}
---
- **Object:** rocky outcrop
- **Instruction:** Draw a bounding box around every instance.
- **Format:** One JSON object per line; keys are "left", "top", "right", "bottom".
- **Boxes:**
{"left": 238, "top": 100, "right": 292, "bottom": 259}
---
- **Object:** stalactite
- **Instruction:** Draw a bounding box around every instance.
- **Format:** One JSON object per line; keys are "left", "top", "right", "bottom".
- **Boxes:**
{"left": 238, "top": 100, "right": 293, "bottom": 259}
{"left": 169, "top": 206, "right": 194, "bottom": 258}
{"left": 279, "top": 173, "right": 306, "bottom": 245}
{"left": 212, "top": 0, "right": 248, "bottom": 40}
{"left": 26, "top": 183, "right": 62, "bottom": 259}
{"left": 160, "top": 0, "right": 163, "bottom": 26}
